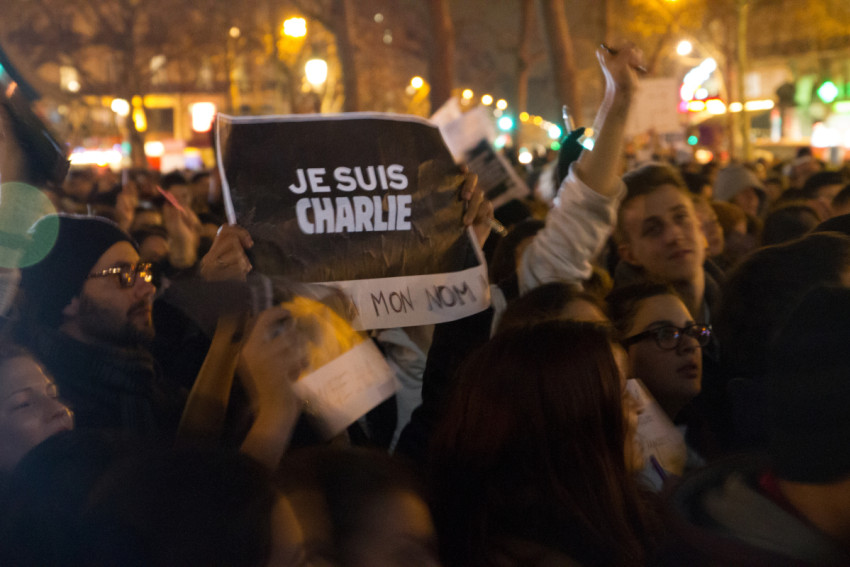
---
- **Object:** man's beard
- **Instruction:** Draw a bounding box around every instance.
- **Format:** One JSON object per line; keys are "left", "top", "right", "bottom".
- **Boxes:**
{"left": 76, "top": 293, "right": 155, "bottom": 348}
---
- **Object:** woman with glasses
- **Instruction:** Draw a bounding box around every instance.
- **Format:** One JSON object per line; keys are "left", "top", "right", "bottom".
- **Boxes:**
{"left": 609, "top": 283, "right": 711, "bottom": 423}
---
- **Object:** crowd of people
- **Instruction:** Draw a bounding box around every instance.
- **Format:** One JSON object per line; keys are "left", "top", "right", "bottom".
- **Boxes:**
{"left": 2, "top": 42, "right": 850, "bottom": 566}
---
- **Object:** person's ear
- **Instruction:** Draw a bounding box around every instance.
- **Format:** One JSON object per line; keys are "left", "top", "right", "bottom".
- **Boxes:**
{"left": 618, "top": 242, "right": 641, "bottom": 267}
{"left": 62, "top": 296, "right": 80, "bottom": 319}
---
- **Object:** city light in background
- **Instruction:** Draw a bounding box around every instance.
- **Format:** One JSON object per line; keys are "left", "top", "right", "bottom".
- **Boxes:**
{"left": 305, "top": 59, "right": 329, "bottom": 87}
{"left": 8, "top": 0, "right": 849, "bottom": 171}
{"left": 282, "top": 17, "right": 307, "bottom": 38}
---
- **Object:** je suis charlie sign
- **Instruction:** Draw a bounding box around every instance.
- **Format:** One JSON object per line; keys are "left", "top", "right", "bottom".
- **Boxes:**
{"left": 216, "top": 113, "right": 490, "bottom": 330}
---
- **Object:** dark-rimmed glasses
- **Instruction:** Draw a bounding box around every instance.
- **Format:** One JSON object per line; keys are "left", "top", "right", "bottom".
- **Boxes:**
{"left": 86, "top": 262, "right": 153, "bottom": 288}
{"left": 621, "top": 323, "right": 711, "bottom": 351}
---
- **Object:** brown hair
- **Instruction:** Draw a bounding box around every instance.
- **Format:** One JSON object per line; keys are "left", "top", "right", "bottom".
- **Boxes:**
{"left": 496, "top": 282, "right": 605, "bottom": 334}
{"left": 607, "top": 282, "right": 681, "bottom": 339}
{"left": 430, "top": 321, "right": 657, "bottom": 566}
{"left": 615, "top": 163, "right": 690, "bottom": 244}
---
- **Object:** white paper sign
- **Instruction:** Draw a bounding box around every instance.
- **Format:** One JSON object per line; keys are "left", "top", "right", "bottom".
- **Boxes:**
{"left": 627, "top": 379, "right": 687, "bottom": 476}
{"left": 292, "top": 340, "right": 398, "bottom": 437}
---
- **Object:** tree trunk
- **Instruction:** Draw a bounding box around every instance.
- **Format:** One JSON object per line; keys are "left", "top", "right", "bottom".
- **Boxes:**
{"left": 539, "top": 0, "right": 583, "bottom": 125}
{"left": 427, "top": 0, "right": 455, "bottom": 112}
{"left": 334, "top": 0, "right": 360, "bottom": 112}
{"left": 516, "top": 0, "right": 535, "bottom": 114}
{"left": 516, "top": 0, "right": 536, "bottom": 145}
{"left": 736, "top": 0, "right": 752, "bottom": 161}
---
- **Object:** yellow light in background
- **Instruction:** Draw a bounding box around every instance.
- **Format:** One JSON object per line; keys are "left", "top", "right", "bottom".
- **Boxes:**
{"left": 532, "top": 115, "right": 543, "bottom": 126}
{"left": 518, "top": 149, "right": 533, "bottom": 164}
{"left": 496, "top": 99, "right": 508, "bottom": 110}
{"left": 283, "top": 17, "right": 307, "bottom": 38}
{"left": 461, "top": 89, "right": 473, "bottom": 100}
{"left": 69, "top": 149, "right": 123, "bottom": 169}
{"left": 410, "top": 76, "right": 425, "bottom": 89}
{"left": 133, "top": 108, "right": 147, "bottom": 132}
{"left": 706, "top": 99, "right": 727, "bottom": 115}
{"left": 481, "top": 94, "right": 493, "bottom": 106}
{"left": 111, "top": 98, "right": 131, "bottom": 117}
{"left": 687, "top": 100, "right": 707, "bottom": 112}
{"left": 519, "top": 112, "right": 530, "bottom": 122}
{"left": 676, "top": 40, "right": 693, "bottom": 56}
{"left": 191, "top": 102, "right": 217, "bottom": 132}
{"left": 584, "top": 127, "right": 595, "bottom": 138}
{"left": 229, "top": 26, "right": 241, "bottom": 39}
{"left": 144, "top": 141, "right": 165, "bottom": 157}
{"left": 694, "top": 149, "right": 714, "bottom": 164}
{"left": 729, "top": 102, "right": 744, "bottom": 112}
{"left": 744, "top": 99, "right": 775, "bottom": 111}
{"left": 305, "top": 59, "right": 328, "bottom": 87}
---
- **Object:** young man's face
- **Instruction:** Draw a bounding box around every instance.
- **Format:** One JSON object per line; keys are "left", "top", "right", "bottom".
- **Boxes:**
{"left": 619, "top": 184, "right": 706, "bottom": 285}
{"left": 63, "top": 241, "right": 156, "bottom": 347}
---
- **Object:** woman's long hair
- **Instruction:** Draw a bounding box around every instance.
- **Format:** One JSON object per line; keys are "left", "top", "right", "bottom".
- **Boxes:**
{"left": 429, "top": 321, "right": 655, "bottom": 566}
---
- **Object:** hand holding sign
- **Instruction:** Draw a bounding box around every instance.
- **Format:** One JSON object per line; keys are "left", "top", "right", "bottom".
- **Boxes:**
{"left": 459, "top": 173, "right": 495, "bottom": 247}
{"left": 217, "top": 113, "right": 491, "bottom": 330}
{"left": 200, "top": 224, "right": 253, "bottom": 281}
{"left": 239, "top": 304, "right": 309, "bottom": 468}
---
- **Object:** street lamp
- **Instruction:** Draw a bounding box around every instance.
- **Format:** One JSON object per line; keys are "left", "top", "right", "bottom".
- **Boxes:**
{"left": 283, "top": 17, "right": 307, "bottom": 38}
{"left": 410, "top": 76, "right": 425, "bottom": 89}
{"left": 496, "top": 99, "right": 508, "bottom": 110}
{"left": 111, "top": 98, "right": 131, "bottom": 117}
{"left": 481, "top": 94, "right": 493, "bottom": 106}
{"left": 676, "top": 40, "right": 693, "bottom": 56}
{"left": 305, "top": 59, "right": 328, "bottom": 88}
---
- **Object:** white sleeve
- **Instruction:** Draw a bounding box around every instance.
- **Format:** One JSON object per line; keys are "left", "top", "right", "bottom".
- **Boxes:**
{"left": 518, "top": 165, "right": 625, "bottom": 295}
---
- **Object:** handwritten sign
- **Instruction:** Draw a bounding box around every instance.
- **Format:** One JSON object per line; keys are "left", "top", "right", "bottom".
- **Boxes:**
{"left": 627, "top": 379, "right": 687, "bottom": 481}
{"left": 216, "top": 113, "right": 490, "bottom": 330}
{"left": 293, "top": 340, "right": 397, "bottom": 438}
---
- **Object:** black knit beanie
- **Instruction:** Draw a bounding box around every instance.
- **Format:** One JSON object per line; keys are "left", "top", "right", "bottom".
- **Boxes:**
{"left": 19, "top": 214, "right": 136, "bottom": 328}
{"left": 766, "top": 285, "right": 850, "bottom": 483}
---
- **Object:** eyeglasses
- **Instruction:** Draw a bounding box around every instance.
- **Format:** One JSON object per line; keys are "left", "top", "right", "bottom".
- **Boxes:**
{"left": 621, "top": 323, "right": 712, "bottom": 351}
{"left": 86, "top": 262, "right": 154, "bottom": 288}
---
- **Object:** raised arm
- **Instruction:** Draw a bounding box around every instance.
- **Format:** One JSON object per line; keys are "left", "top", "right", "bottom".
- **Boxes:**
{"left": 518, "top": 42, "right": 643, "bottom": 293}
{"left": 574, "top": 43, "right": 642, "bottom": 197}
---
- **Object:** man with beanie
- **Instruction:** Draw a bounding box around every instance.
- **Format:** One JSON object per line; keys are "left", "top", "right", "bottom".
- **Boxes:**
{"left": 662, "top": 286, "right": 850, "bottom": 566}
{"left": 16, "top": 214, "right": 183, "bottom": 437}
{"left": 713, "top": 164, "right": 766, "bottom": 218}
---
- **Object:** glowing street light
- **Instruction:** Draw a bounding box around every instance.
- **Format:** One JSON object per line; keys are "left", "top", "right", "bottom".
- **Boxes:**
{"left": 111, "top": 98, "right": 131, "bottom": 117}
{"left": 191, "top": 102, "right": 217, "bottom": 132}
{"left": 481, "top": 94, "right": 493, "bottom": 106}
{"left": 676, "top": 40, "right": 693, "bottom": 56}
{"left": 410, "top": 76, "right": 425, "bottom": 89}
{"left": 496, "top": 99, "right": 508, "bottom": 110}
{"left": 305, "top": 59, "right": 328, "bottom": 87}
{"left": 283, "top": 17, "right": 307, "bottom": 38}
{"left": 461, "top": 89, "right": 474, "bottom": 100}
{"left": 229, "top": 26, "right": 241, "bottom": 39}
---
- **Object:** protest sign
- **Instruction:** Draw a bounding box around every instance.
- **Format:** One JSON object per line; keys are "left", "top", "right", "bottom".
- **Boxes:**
{"left": 216, "top": 112, "right": 490, "bottom": 330}
{"left": 431, "top": 101, "right": 530, "bottom": 209}
{"left": 627, "top": 379, "right": 688, "bottom": 488}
